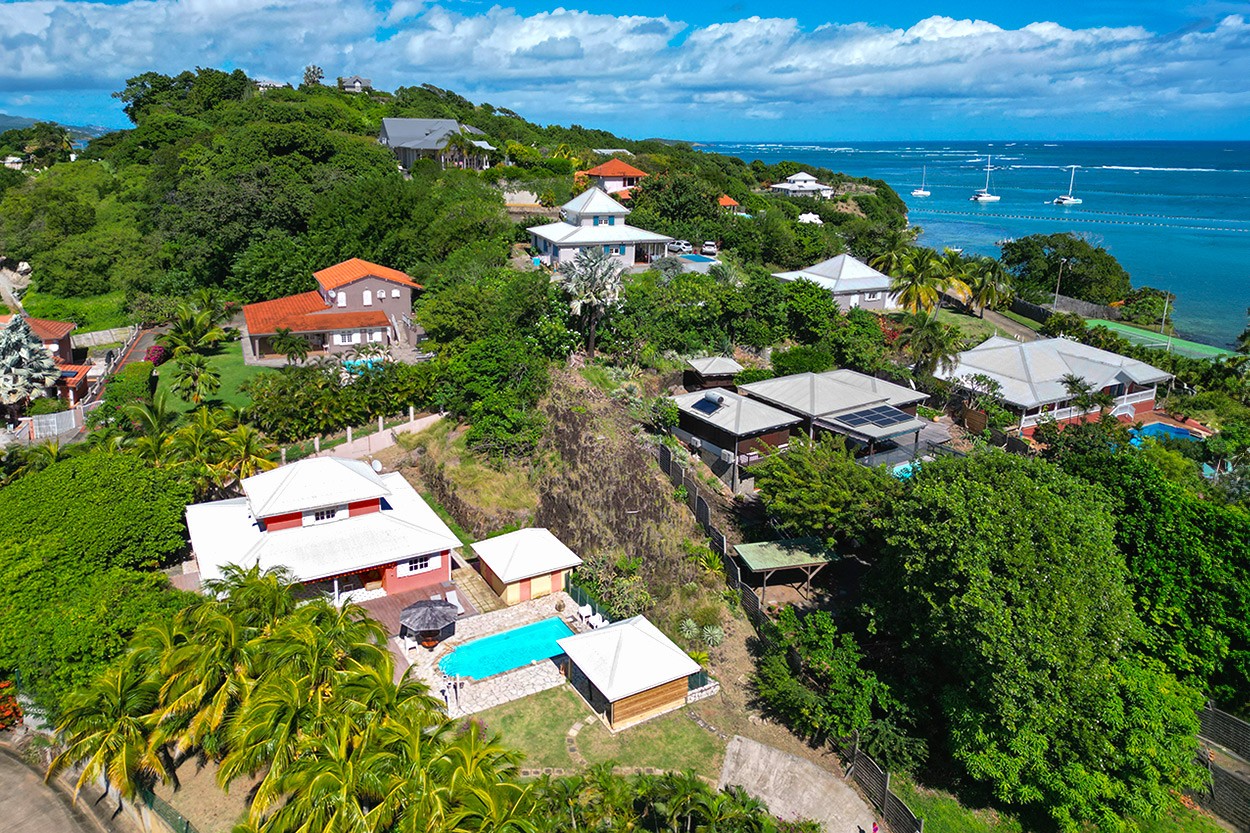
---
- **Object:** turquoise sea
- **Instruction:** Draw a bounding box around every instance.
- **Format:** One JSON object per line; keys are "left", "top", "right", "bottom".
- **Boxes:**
{"left": 704, "top": 141, "right": 1250, "bottom": 348}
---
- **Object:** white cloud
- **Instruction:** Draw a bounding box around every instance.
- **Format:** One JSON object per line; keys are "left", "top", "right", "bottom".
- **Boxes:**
{"left": 0, "top": 2, "right": 1247, "bottom": 136}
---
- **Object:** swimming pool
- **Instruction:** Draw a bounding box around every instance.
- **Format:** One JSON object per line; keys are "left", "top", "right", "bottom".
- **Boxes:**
{"left": 891, "top": 461, "right": 920, "bottom": 480}
{"left": 438, "top": 617, "right": 573, "bottom": 680}
{"left": 681, "top": 254, "right": 717, "bottom": 263}
{"left": 1130, "top": 422, "right": 1198, "bottom": 446}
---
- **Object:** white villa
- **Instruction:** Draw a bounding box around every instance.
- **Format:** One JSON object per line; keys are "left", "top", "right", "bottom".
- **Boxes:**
{"left": 528, "top": 187, "right": 672, "bottom": 269}
{"left": 936, "top": 336, "right": 1173, "bottom": 435}
{"left": 773, "top": 254, "right": 898, "bottom": 312}
{"left": 770, "top": 172, "right": 835, "bottom": 199}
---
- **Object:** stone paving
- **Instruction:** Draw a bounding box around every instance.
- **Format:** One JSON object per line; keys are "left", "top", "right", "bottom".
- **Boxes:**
{"left": 1, "top": 746, "right": 102, "bottom": 833}
{"left": 406, "top": 592, "right": 587, "bottom": 718}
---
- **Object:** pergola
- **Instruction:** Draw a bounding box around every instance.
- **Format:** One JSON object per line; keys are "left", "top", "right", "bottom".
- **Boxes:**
{"left": 732, "top": 537, "right": 835, "bottom": 606}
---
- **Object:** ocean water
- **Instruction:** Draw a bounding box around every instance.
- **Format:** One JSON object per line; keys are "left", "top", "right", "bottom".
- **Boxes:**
{"left": 704, "top": 141, "right": 1250, "bottom": 348}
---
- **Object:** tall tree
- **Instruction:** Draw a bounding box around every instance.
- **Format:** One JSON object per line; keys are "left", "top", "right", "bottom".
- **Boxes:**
{"left": 0, "top": 315, "right": 61, "bottom": 423}
{"left": 889, "top": 247, "right": 946, "bottom": 314}
{"left": 896, "top": 312, "right": 961, "bottom": 376}
{"left": 556, "top": 246, "right": 626, "bottom": 357}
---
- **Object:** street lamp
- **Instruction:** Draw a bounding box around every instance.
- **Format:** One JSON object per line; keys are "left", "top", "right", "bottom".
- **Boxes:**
{"left": 1052, "top": 257, "right": 1070, "bottom": 310}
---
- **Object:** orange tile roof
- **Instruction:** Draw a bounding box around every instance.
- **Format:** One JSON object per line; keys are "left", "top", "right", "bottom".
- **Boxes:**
{"left": 584, "top": 159, "right": 648, "bottom": 179}
{"left": 244, "top": 292, "right": 393, "bottom": 336}
{"left": 0, "top": 314, "right": 76, "bottom": 342}
{"left": 616, "top": 188, "right": 634, "bottom": 200}
{"left": 57, "top": 363, "right": 92, "bottom": 387}
{"left": 719, "top": 194, "right": 740, "bottom": 207}
{"left": 313, "top": 258, "right": 420, "bottom": 291}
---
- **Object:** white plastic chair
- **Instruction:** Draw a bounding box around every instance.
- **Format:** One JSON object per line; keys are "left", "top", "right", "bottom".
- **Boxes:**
{"left": 577, "top": 604, "right": 593, "bottom": 623}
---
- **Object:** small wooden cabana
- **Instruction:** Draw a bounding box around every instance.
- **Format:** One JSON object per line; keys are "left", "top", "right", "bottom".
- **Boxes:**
{"left": 732, "top": 537, "right": 834, "bottom": 606}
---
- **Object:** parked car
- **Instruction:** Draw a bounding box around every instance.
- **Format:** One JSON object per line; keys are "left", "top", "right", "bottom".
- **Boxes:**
{"left": 667, "top": 240, "right": 693, "bottom": 254}
{"left": 701, "top": 241, "right": 718, "bottom": 256}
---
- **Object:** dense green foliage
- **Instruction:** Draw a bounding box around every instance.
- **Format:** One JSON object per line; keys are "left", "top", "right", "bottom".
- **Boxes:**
{"left": 873, "top": 454, "right": 1205, "bottom": 830}
{"left": 0, "top": 453, "right": 192, "bottom": 569}
{"left": 88, "top": 360, "right": 154, "bottom": 428}
{"left": 1001, "top": 233, "right": 1133, "bottom": 306}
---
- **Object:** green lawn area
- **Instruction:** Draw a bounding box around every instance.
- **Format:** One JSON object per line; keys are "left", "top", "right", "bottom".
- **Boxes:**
{"left": 472, "top": 685, "right": 726, "bottom": 779}
{"left": 932, "top": 308, "right": 1008, "bottom": 346}
{"left": 22, "top": 289, "right": 129, "bottom": 332}
{"left": 155, "top": 339, "right": 274, "bottom": 411}
{"left": 995, "top": 309, "right": 1043, "bottom": 332}
{"left": 892, "top": 775, "right": 1227, "bottom": 833}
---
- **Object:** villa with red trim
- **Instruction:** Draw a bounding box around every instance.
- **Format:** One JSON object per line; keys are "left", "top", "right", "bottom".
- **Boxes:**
{"left": 185, "top": 457, "right": 460, "bottom": 605}
{"left": 581, "top": 158, "right": 648, "bottom": 194}
{"left": 241, "top": 258, "right": 421, "bottom": 361}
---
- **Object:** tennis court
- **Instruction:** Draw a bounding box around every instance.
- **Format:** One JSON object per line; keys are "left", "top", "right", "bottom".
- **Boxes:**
{"left": 1086, "top": 319, "right": 1237, "bottom": 361}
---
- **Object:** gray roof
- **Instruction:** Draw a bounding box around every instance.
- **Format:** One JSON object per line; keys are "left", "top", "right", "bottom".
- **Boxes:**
{"left": 673, "top": 388, "right": 801, "bottom": 437}
{"left": 773, "top": 255, "right": 892, "bottom": 295}
{"left": 562, "top": 187, "right": 631, "bottom": 217}
{"left": 343, "top": 75, "right": 371, "bottom": 86}
{"left": 818, "top": 369, "right": 928, "bottom": 407}
{"left": 379, "top": 118, "right": 485, "bottom": 152}
{"left": 739, "top": 372, "right": 883, "bottom": 418}
{"left": 688, "top": 356, "right": 743, "bottom": 377}
{"left": 936, "top": 336, "right": 1172, "bottom": 410}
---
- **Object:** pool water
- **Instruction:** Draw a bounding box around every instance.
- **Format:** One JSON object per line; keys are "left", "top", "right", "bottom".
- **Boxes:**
{"left": 438, "top": 617, "right": 573, "bottom": 680}
{"left": 681, "top": 254, "right": 717, "bottom": 263}
{"left": 891, "top": 461, "right": 919, "bottom": 480}
{"left": 1130, "top": 422, "right": 1198, "bottom": 446}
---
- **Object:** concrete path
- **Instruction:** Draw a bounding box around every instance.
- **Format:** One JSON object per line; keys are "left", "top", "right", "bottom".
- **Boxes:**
{"left": 1, "top": 747, "right": 99, "bottom": 833}
{"left": 314, "top": 413, "right": 441, "bottom": 460}
{"left": 0, "top": 265, "right": 27, "bottom": 314}
{"left": 719, "top": 736, "right": 877, "bottom": 833}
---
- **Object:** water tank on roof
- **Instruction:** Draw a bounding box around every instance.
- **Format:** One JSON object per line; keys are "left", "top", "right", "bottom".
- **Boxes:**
{"left": 703, "top": 390, "right": 726, "bottom": 407}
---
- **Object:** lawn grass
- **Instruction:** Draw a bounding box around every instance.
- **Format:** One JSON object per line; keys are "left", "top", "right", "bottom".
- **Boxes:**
{"left": 995, "top": 309, "right": 1043, "bottom": 332}
{"left": 155, "top": 339, "right": 274, "bottom": 412}
{"left": 22, "top": 289, "right": 129, "bottom": 331}
{"left": 473, "top": 684, "right": 726, "bottom": 779}
{"left": 892, "top": 774, "right": 1227, "bottom": 833}
{"left": 474, "top": 686, "right": 582, "bottom": 770}
{"left": 576, "top": 704, "right": 725, "bottom": 779}
{"left": 933, "top": 308, "right": 1010, "bottom": 347}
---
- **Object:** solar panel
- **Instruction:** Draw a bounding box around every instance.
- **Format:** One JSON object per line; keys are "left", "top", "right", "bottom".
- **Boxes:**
{"left": 691, "top": 398, "right": 723, "bottom": 415}
{"left": 834, "top": 404, "right": 912, "bottom": 429}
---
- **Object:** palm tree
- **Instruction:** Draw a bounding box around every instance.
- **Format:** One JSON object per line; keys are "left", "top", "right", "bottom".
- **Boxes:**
{"left": 937, "top": 249, "right": 973, "bottom": 308}
{"left": 453, "top": 782, "right": 537, "bottom": 833}
{"left": 125, "top": 391, "right": 180, "bottom": 439}
{"left": 441, "top": 132, "right": 486, "bottom": 170}
{"left": 170, "top": 353, "right": 222, "bottom": 406}
{"left": 1061, "top": 373, "right": 1114, "bottom": 416}
{"left": 889, "top": 247, "right": 946, "bottom": 314}
{"left": 160, "top": 306, "right": 227, "bottom": 356}
{"left": 203, "top": 563, "right": 297, "bottom": 629}
{"left": 0, "top": 315, "right": 60, "bottom": 423}
{"left": 897, "top": 312, "right": 962, "bottom": 376}
{"left": 218, "top": 424, "right": 277, "bottom": 488}
{"left": 967, "top": 257, "right": 1011, "bottom": 317}
{"left": 270, "top": 327, "right": 311, "bottom": 365}
{"left": 556, "top": 247, "right": 626, "bottom": 357}
{"left": 868, "top": 227, "right": 916, "bottom": 278}
{"left": 47, "top": 660, "right": 168, "bottom": 801}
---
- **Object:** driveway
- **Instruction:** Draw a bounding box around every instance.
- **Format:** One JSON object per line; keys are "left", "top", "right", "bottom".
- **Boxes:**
{"left": 0, "top": 747, "right": 97, "bottom": 833}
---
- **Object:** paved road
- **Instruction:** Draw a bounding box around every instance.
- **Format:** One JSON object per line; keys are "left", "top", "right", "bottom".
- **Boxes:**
{"left": 1, "top": 749, "right": 95, "bottom": 833}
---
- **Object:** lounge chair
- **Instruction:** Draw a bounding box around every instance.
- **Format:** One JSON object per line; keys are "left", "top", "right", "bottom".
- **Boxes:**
{"left": 577, "top": 604, "right": 593, "bottom": 623}
{"left": 446, "top": 590, "right": 465, "bottom": 615}
{"left": 587, "top": 613, "right": 606, "bottom": 629}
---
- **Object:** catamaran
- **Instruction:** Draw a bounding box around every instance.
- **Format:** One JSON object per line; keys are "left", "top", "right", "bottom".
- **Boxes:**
{"left": 1053, "top": 166, "right": 1082, "bottom": 205}
{"left": 970, "top": 156, "right": 1000, "bottom": 202}
{"left": 911, "top": 166, "right": 930, "bottom": 197}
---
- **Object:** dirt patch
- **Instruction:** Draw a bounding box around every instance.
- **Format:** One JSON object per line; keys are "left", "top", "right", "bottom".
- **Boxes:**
{"left": 156, "top": 756, "right": 258, "bottom": 833}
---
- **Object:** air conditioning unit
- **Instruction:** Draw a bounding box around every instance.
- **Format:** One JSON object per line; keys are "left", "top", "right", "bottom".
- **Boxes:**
{"left": 720, "top": 449, "right": 735, "bottom": 464}
{"left": 690, "top": 437, "right": 702, "bottom": 449}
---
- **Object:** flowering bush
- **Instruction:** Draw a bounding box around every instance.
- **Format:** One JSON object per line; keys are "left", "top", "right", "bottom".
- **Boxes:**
{"left": 144, "top": 344, "right": 169, "bottom": 366}
{"left": 0, "top": 680, "right": 22, "bottom": 731}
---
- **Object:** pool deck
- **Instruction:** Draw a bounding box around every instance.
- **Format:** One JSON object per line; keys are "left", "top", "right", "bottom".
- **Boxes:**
{"left": 1128, "top": 411, "right": 1213, "bottom": 437}
{"left": 405, "top": 592, "right": 587, "bottom": 717}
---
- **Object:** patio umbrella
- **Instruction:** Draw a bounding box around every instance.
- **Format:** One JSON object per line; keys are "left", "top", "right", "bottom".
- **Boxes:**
{"left": 399, "top": 599, "right": 458, "bottom": 641}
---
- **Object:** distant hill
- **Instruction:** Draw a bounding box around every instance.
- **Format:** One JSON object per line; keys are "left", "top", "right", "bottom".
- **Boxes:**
{"left": 0, "top": 112, "right": 112, "bottom": 138}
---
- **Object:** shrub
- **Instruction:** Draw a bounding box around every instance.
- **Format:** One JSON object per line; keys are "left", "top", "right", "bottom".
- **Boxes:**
{"left": 87, "top": 360, "right": 153, "bottom": 428}
{"left": 701, "top": 624, "right": 724, "bottom": 647}
{"left": 772, "top": 344, "right": 834, "bottom": 376}
{"left": 0, "top": 680, "right": 21, "bottom": 730}
{"left": 144, "top": 344, "right": 169, "bottom": 366}
{"left": 27, "top": 397, "right": 68, "bottom": 415}
{"left": 679, "top": 618, "right": 700, "bottom": 640}
{"left": 734, "top": 367, "right": 775, "bottom": 385}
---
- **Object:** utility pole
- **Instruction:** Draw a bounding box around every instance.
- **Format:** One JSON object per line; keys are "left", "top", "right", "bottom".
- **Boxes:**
{"left": 1052, "top": 257, "right": 1069, "bottom": 310}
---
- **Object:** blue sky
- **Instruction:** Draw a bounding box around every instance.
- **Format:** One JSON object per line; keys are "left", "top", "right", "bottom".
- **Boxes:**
{"left": 2, "top": 0, "right": 1249, "bottom": 141}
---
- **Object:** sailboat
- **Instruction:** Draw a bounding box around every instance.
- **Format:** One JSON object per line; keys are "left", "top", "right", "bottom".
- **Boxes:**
{"left": 911, "top": 166, "right": 930, "bottom": 197}
{"left": 970, "top": 155, "right": 1000, "bottom": 202}
{"left": 1053, "top": 166, "right": 1082, "bottom": 205}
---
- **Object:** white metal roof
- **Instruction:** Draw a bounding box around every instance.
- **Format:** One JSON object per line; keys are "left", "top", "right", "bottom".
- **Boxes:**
{"left": 527, "top": 221, "right": 672, "bottom": 246}
{"left": 687, "top": 356, "right": 743, "bottom": 376}
{"left": 673, "top": 388, "right": 802, "bottom": 437}
{"left": 936, "top": 336, "right": 1172, "bottom": 410}
{"left": 188, "top": 472, "right": 460, "bottom": 585}
{"left": 773, "top": 255, "right": 891, "bottom": 294}
{"left": 562, "top": 187, "right": 631, "bottom": 217}
{"left": 557, "top": 616, "right": 700, "bottom": 701}
{"left": 470, "top": 527, "right": 583, "bottom": 584}
{"left": 788, "top": 172, "right": 818, "bottom": 182}
{"left": 818, "top": 369, "right": 928, "bottom": 407}
{"left": 797, "top": 213, "right": 824, "bottom": 225}
{"left": 740, "top": 372, "right": 885, "bottom": 419}
{"left": 242, "top": 457, "right": 391, "bottom": 517}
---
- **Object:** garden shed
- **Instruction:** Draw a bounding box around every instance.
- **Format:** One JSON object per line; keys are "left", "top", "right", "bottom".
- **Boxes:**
{"left": 471, "top": 527, "right": 583, "bottom": 606}
{"left": 557, "top": 616, "right": 701, "bottom": 731}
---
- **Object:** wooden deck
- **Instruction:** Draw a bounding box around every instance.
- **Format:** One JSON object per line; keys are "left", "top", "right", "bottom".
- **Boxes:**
{"left": 358, "top": 582, "right": 479, "bottom": 637}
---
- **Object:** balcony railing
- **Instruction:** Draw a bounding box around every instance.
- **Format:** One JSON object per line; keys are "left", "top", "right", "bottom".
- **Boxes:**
{"left": 1019, "top": 388, "right": 1156, "bottom": 428}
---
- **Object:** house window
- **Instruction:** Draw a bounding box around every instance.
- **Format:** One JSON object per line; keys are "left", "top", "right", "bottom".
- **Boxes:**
{"left": 334, "top": 332, "right": 362, "bottom": 346}
{"left": 391, "top": 289, "right": 400, "bottom": 298}
{"left": 396, "top": 554, "right": 440, "bottom": 576}
{"left": 369, "top": 329, "right": 385, "bottom": 342}
{"left": 605, "top": 246, "right": 622, "bottom": 255}
{"left": 363, "top": 291, "right": 373, "bottom": 306}
{"left": 377, "top": 290, "right": 386, "bottom": 303}
{"left": 864, "top": 292, "right": 882, "bottom": 301}
{"left": 303, "top": 505, "right": 346, "bottom": 525}
{"left": 336, "top": 293, "right": 347, "bottom": 308}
